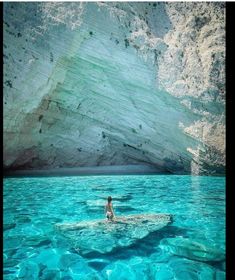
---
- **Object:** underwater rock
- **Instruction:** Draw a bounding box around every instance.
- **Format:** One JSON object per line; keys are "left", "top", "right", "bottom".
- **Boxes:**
{"left": 4, "top": 258, "right": 20, "bottom": 268}
{"left": 17, "top": 215, "right": 31, "bottom": 224}
{"left": 55, "top": 214, "right": 173, "bottom": 254}
{"left": 3, "top": 236, "right": 23, "bottom": 250}
{"left": 102, "top": 257, "right": 154, "bottom": 280}
{"left": 10, "top": 247, "right": 35, "bottom": 260}
{"left": 216, "top": 270, "right": 226, "bottom": 280}
{"left": 59, "top": 253, "right": 83, "bottom": 271}
{"left": 102, "top": 261, "right": 137, "bottom": 280}
{"left": 127, "top": 257, "right": 151, "bottom": 280}
{"left": 168, "top": 257, "right": 224, "bottom": 280}
{"left": 150, "top": 263, "right": 174, "bottom": 280}
{"left": 88, "top": 258, "right": 110, "bottom": 271}
{"left": 3, "top": 223, "right": 16, "bottom": 231}
{"left": 3, "top": 253, "right": 8, "bottom": 262}
{"left": 61, "top": 277, "right": 73, "bottom": 280}
{"left": 159, "top": 237, "right": 225, "bottom": 262}
{"left": 32, "top": 248, "right": 61, "bottom": 270}
{"left": 39, "top": 268, "right": 60, "bottom": 280}
{"left": 23, "top": 235, "right": 52, "bottom": 247}
{"left": 18, "top": 260, "right": 39, "bottom": 279}
{"left": 59, "top": 253, "right": 100, "bottom": 278}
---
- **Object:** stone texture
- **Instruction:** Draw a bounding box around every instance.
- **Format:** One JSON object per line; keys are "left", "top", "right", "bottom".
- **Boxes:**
{"left": 55, "top": 213, "right": 173, "bottom": 254}
{"left": 101, "top": 256, "right": 224, "bottom": 280}
{"left": 159, "top": 237, "right": 225, "bottom": 262}
{"left": 3, "top": 2, "right": 225, "bottom": 175}
{"left": 169, "top": 257, "right": 225, "bottom": 280}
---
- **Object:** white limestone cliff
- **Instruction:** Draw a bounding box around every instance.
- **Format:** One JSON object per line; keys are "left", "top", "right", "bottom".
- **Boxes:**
{"left": 3, "top": 2, "right": 225, "bottom": 175}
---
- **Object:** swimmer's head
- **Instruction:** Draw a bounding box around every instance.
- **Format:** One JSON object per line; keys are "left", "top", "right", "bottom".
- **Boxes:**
{"left": 107, "top": 196, "right": 112, "bottom": 203}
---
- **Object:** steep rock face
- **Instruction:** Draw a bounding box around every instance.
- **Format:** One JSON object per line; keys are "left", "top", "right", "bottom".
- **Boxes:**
{"left": 3, "top": 2, "right": 225, "bottom": 175}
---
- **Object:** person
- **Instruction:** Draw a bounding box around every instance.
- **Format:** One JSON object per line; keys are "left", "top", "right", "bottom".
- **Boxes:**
{"left": 105, "top": 196, "right": 115, "bottom": 221}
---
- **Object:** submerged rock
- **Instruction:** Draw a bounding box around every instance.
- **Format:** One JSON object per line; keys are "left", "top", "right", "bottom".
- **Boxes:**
{"left": 55, "top": 213, "right": 173, "bottom": 254}
{"left": 102, "top": 261, "right": 137, "bottom": 280}
{"left": 159, "top": 237, "right": 225, "bottom": 262}
{"left": 39, "top": 269, "right": 60, "bottom": 280}
{"left": 59, "top": 253, "right": 101, "bottom": 279}
{"left": 32, "top": 248, "right": 61, "bottom": 270}
{"left": 101, "top": 256, "right": 222, "bottom": 280}
{"left": 18, "top": 260, "right": 39, "bottom": 279}
{"left": 3, "top": 223, "right": 16, "bottom": 231}
{"left": 168, "top": 257, "right": 225, "bottom": 280}
{"left": 23, "top": 235, "right": 52, "bottom": 248}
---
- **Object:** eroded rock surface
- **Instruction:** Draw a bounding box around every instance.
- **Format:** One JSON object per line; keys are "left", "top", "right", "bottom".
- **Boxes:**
{"left": 55, "top": 213, "right": 173, "bottom": 254}
{"left": 3, "top": 2, "right": 225, "bottom": 174}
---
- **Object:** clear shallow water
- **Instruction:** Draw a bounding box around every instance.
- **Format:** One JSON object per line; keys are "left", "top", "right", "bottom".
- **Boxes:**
{"left": 3, "top": 175, "right": 225, "bottom": 280}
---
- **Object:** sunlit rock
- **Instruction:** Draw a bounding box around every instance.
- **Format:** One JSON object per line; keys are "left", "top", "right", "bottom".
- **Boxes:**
{"left": 3, "top": 2, "right": 225, "bottom": 175}
{"left": 55, "top": 213, "right": 173, "bottom": 254}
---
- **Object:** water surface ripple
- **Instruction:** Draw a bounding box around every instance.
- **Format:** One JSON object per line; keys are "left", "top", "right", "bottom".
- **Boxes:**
{"left": 3, "top": 175, "right": 225, "bottom": 279}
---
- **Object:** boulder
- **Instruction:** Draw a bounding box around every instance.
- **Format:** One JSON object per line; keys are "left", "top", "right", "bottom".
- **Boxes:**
{"left": 55, "top": 213, "right": 173, "bottom": 254}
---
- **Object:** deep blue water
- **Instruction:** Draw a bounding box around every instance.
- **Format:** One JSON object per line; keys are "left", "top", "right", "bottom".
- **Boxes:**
{"left": 3, "top": 175, "right": 225, "bottom": 279}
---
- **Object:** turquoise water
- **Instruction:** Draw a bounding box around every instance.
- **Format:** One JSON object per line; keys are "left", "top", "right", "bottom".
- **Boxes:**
{"left": 3, "top": 175, "right": 225, "bottom": 279}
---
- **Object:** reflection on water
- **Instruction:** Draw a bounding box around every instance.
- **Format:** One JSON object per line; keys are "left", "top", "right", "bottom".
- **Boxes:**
{"left": 3, "top": 175, "right": 225, "bottom": 279}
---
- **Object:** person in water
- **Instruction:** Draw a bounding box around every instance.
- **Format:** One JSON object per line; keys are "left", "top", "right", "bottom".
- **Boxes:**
{"left": 105, "top": 196, "right": 115, "bottom": 221}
